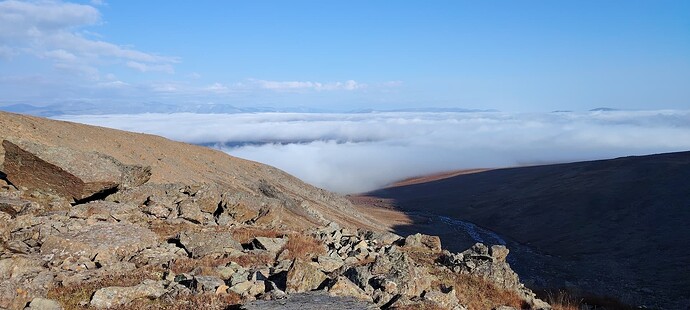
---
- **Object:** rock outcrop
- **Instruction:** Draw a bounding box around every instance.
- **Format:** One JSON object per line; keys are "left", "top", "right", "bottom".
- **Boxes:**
{"left": 2, "top": 140, "right": 150, "bottom": 202}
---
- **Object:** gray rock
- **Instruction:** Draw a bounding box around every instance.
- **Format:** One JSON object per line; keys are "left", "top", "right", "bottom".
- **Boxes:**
{"left": 241, "top": 291, "right": 378, "bottom": 310}
{"left": 403, "top": 233, "right": 442, "bottom": 252}
{"left": 90, "top": 280, "right": 168, "bottom": 308}
{"left": 192, "top": 275, "right": 225, "bottom": 292}
{"left": 27, "top": 297, "right": 62, "bottom": 310}
{"left": 286, "top": 259, "right": 328, "bottom": 293}
{"left": 0, "top": 197, "right": 33, "bottom": 217}
{"left": 317, "top": 255, "right": 344, "bottom": 273}
{"left": 177, "top": 230, "right": 242, "bottom": 258}
{"left": 328, "top": 276, "right": 372, "bottom": 302}
{"left": 251, "top": 236, "right": 288, "bottom": 253}
{"left": 40, "top": 222, "right": 159, "bottom": 265}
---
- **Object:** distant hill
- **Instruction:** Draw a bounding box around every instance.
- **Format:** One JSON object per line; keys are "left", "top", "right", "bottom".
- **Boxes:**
{"left": 0, "top": 103, "right": 497, "bottom": 116}
{"left": 364, "top": 152, "right": 690, "bottom": 308}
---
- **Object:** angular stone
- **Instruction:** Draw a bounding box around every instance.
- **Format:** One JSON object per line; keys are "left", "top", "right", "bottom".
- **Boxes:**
{"left": 240, "top": 291, "right": 379, "bottom": 310}
{"left": 328, "top": 276, "right": 373, "bottom": 302}
{"left": 251, "top": 236, "right": 288, "bottom": 253}
{"left": 286, "top": 259, "right": 328, "bottom": 293}
{"left": 68, "top": 201, "right": 138, "bottom": 221}
{"left": 90, "top": 280, "right": 167, "bottom": 308}
{"left": 0, "top": 197, "right": 32, "bottom": 217}
{"left": 403, "top": 233, "right": 442, "bottom": 252}
{"left": 317, "top": 255, "right": 344, "bottom": 273}
{"left": 27, "top": 297, "right": 63, "bottom": 310}
{"left": 40, "top": 222, "right": 158, "bottom": 265}
{"left": 178, "top": 200, "right": 206, "bottom": 224}
{"left": 370, "top": 248, "right": 432, "bottom": 297}
{"left": 2, "top": 140, "right": 150, "bottom": 201}
{"left": 490, "top": 245, "right": 510, "bottom": 262}
{"left": 424, "top": 287, "right": 460, "bottom": 309}
{"left": 192, "top": 275, "right": 225, "bottom": 292}
{"left": 177, "top": 230, "right": 243, "bottom": 258}
{"left": 230, "top": 280, "right": 266, "bottom": 297}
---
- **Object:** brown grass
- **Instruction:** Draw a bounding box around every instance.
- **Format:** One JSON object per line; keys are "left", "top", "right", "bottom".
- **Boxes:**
{"left": 46, "top": 265, "right": 165, "bottom": 310}
{"left": 445, "top": 273, "right": 527, "bottom": 309}
{"left": 229, "top": 226, "right": 284, "bottom": 244}
{"left": 278, "top": 233, "right": 327, "bottom": 260}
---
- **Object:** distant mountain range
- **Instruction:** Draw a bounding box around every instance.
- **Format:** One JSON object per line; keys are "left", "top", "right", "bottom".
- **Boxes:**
{"left": 0, "top": 102, "right": 503, "bottom": 116}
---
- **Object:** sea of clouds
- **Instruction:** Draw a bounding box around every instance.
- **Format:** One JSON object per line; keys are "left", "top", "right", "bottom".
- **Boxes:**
{"left": 57, "top": 110, "right": 690, "bottom": 193}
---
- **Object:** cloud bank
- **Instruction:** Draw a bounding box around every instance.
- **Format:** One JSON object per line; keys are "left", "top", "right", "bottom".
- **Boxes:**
{"left": 57, "top": 110, "right": 690, "bottom": 193}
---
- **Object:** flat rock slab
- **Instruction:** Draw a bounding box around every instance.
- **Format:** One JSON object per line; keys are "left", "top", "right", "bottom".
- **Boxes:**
{"left": 240, "top": 292, "right": 378, "bottom": 310}
{"left": 2, "top": 140, "right": 150, "bottom": 201}
{"left": 178, "top": 231, "right": 243, "bottom": 258}
{"left": 40, "top": 222, "right": 159, "bottom": 264}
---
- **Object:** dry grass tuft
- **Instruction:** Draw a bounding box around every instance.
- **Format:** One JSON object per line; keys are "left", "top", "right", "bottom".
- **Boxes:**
{"left": 230, "top": 226, "right": 284, "bottom": 243}
{"left": 279, "top": 233, "right": 327, "bottom": 260}
{"left": 429, "top": 267, "right": 526, "bottom": 310}
{"left": 46, "top": 265, "right": 165, "bottom": 310}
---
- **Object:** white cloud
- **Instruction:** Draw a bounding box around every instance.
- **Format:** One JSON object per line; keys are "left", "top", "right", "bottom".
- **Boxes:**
{"left": 0, "top": 0, "right": 177, "bottom": 75}
{"left": 251, "top": 79, "right": 366, "bottom": 91}
{"left": 204, "top": 82, "right": 228, "bottom": 93}
{"left": 56, "top": 110, "right": 690, "bottom": 194}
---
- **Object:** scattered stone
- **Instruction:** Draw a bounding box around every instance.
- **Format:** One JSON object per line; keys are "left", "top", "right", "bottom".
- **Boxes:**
{"left": 40, "top": 222, "right": 158, "bottom": 265}
{"left": 317, "top": 255, "right": 344, "bottom": 273}
{"left": 328, "top": 276, "right": 373, "bottom": 302}
{"left": 252, "top": 236, "right": 288, "bottom": 253}
{"left": 403, "top": 233, "right": 442, "bottom": 252}
{"left": 0, "top": 197, "right": 33, "bottom": 217}
{"left": 177, "top": 230, "right": 243, "bottom": 258}
{"left": 192, "top": 275, "right": 225, "bottom": 292}
{"left": 286, "top": 259, "right": 328, "bottom": 293}
{"left": 490, "top": 245, "right": 510, "bottom": 262}
{"left": 90, "top": 280, "right": 168, "bottom": 308}
{"left": 240, "top": 291, "right": 378, "bottom": 310}
{"left": 27, "top": 297, "right": 63, "bottom": 310}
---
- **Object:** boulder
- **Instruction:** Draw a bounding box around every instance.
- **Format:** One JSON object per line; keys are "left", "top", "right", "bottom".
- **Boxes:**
{"left": 0, "top": 197, "right": 33, "bottom": 217}
{"left": 403, "top": 233, "right": 442, "bottom": 252}
{"left": 192, "top": 275, "right": 225, "bottom": 292}
{"left": 2, "top": 140, "right": 150, "bottom": 201}
{"left": 90, "top": 280, "right": 168, "bottom": 308}
{"left": 317, "top": 255, "right": 344, "bottom": 273}
{"left": 40, "top": 222, "right": 158, "bottom": 265}
{"left": 424, "top": 287, "right": 460, "bottom": 309}
{"left": 68, "top": 201, "right": 138, "bottom": 222}
{"left": 27, "top": 297, "right": 62, "bottom": 310}
{"left": 229, "top": 280, "right": 266, "bottom": 297}
{"left": 251, "top": 236, "right": 288, "bottom": 253}
{"left": 286, "top": 259, "right": 328, "bottom": 293}
{"left": 177, "top": 231, "right": 243, "bottom": 258}
{"left": 490, "top": 245, "right": 510, "bottom": 262}
{"left": 370, "top": 247, "right": 432, "bottom": 297}
{"left": 240, "top": 291, "right": 378, "bottom": 310}
{"left": 328, "top": 276, "right": 372, "bottom": 302}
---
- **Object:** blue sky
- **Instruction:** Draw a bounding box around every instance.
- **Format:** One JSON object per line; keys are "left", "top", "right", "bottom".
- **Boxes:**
{"left": 1, "top": 0, "right": 689, "bottom": 112}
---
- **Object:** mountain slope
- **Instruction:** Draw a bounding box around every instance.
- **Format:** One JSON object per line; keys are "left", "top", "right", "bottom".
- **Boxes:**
{"left": 364, "top": 153, "right": 690, "bottom": 308}
{"left": 0, "top": 111, "right": 376, "bottom": 230}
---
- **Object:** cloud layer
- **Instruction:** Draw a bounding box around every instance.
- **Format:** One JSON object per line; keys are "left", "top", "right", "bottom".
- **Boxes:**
{"left": 57, "top": 110, "right": 690, "bottom": 193}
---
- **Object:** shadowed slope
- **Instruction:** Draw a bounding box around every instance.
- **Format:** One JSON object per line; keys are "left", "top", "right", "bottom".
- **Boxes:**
{"left": 365, "top": 152, "right": 690, "bottom": 308}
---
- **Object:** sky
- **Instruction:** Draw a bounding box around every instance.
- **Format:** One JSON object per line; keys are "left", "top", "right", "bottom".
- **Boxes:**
{"left": 58, "top": 110, "right": 690, "bottom": 193}
{"left": 1, "top": 0, "right": 689, "bottom": 112}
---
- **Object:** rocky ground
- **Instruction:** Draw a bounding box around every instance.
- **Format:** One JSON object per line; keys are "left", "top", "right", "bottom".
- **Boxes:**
{"left": 0, "top": 111, "right": 552, "bottom": 310}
